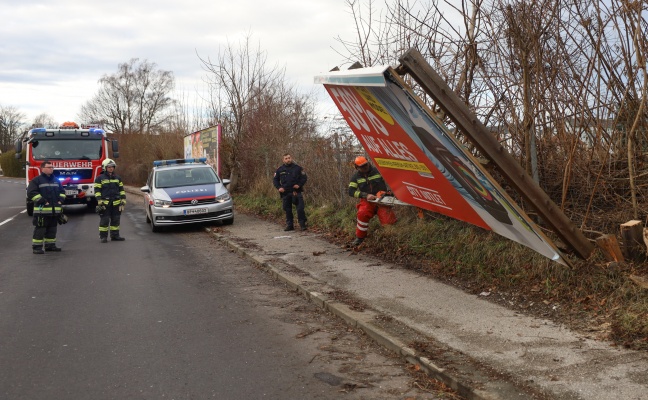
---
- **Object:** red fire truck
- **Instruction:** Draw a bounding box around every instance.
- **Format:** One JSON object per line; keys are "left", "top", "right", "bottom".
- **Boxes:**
{"left": 15, "top": 121, "right": 119, "bottom": 215}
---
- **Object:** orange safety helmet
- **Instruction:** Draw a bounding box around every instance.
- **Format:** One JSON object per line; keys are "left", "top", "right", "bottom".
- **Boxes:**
{"left": 354, "top": 156, "right": 369, "bottom": 167}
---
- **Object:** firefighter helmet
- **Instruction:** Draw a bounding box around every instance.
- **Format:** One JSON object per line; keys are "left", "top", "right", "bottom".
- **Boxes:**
{"left": 102, "top": 159, "right": 116, "bottom": 169}
{"left": 354, "top": 156, "right": 369, "bottom": 167}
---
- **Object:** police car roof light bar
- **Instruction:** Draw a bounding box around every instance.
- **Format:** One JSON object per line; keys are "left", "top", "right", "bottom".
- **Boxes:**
{"left": 153, "top": 157, "right": 207, "bottom": 167}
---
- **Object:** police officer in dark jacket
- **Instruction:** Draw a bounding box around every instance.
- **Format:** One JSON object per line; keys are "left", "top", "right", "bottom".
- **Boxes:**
{"left": 27, "top": 160, "right": 65, "bottom": 254}
{"left": 94, "top": 158, "right": 126, "bottom": 243}
{"left": 273, "top": 153, "right": 307, "bottom": 231}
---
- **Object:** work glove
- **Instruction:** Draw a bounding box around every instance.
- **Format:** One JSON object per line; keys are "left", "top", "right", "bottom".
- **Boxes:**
{"left": 119, "top": 204, "right": 125, "bottom": 212}
{"left": 96, "top": 204, "right": 106, "bottom": 214}
{"left": 57, "top": 213, "right": 68, "bottom": 225}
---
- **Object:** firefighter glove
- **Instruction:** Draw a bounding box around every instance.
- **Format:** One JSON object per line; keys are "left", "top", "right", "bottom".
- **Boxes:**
{"left": 57, "top": 213, "right": 68, "bottom": 225}
{"left": 96, "top": 204, "right": 106, "bottom": 214}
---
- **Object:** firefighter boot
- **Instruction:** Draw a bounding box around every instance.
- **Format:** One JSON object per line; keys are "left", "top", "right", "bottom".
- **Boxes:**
{"left": 45, "top": 245, "right": 62, "bottom": 252}
{"left": 351, "top": 237, "right": 364, "bottom": 247}
{"left": 33, "top": 246, "right": 44, "bottom": 254}
{"left": 111, "top": 235, "right": 126, "bottom": 241}
{"left": 100, "top": 235, "right": 108, "bottom": 243}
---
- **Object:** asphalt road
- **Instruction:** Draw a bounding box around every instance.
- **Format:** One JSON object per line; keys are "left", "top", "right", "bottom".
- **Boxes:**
{"left": 0, "top": 178, "right": 439, "bottom": 400}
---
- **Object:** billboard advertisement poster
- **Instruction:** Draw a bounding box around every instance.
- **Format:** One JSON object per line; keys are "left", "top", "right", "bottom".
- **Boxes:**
{"left": 317, "top": 67, "right": 565, "bottom": 264}
{"left": 184, "top": 125, "right": 222, "bottom": 176}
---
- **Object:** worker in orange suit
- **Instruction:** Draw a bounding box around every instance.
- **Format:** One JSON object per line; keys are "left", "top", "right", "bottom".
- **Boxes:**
{"left": 347, "top": 156, "right": 397, "bottom": 246}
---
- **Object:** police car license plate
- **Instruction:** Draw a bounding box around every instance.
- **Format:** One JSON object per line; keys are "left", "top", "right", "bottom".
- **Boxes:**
{"left": 65, "top": 189, "right": 78, "bottom": 196}
{"left": 185, "top": 208, "right": 207, "bottom": 215}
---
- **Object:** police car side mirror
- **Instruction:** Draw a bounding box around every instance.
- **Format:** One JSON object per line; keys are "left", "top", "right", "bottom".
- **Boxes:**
{"left": 140, "top": 186, "right": 150, "bottom": 193}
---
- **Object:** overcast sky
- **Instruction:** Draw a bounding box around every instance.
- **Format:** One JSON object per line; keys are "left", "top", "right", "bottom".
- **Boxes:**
{"left": 0, "top": 0, "right": 364, "bottom": 126}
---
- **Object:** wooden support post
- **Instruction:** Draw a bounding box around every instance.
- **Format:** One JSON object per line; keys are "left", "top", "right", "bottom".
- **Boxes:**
{"left": 620, "top": 220, "right": 646, "bottom": 263}
{"left": 595, "top": 234, "right": 625, "bottom": 263}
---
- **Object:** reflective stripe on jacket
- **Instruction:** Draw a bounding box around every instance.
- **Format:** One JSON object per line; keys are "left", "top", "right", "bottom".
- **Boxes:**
{"left": 94, "top": 172, "right": 126, "bottom": 205}
{"left": 27, "top": 173, "right": 65, "bottom": 215}
{"left": 348, "top": 166, "right": 388, "bottom": 199}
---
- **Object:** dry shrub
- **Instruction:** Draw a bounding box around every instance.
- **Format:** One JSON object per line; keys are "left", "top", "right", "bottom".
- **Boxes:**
{"left": 235, "top": 133, "right": 359, "bottom": 209}
{"left": 248, "top": 177, "right": 278, "bottom": 198}
{"left": 111, "top": 132, "right": 184, "bottom": 185}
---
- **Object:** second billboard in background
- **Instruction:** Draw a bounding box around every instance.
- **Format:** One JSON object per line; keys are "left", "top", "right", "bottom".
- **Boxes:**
{"left": 184, "top": 125, "right": 222, "bottom": 176}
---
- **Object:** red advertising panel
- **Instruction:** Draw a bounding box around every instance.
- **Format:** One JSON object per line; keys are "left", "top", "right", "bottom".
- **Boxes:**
{"left": 317, "top": 67, "right": 565, "bottom": 264}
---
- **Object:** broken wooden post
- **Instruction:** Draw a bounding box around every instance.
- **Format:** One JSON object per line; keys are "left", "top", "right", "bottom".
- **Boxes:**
{"left": 620, "top": 220, "right": 646, "bottom": 263}
{"left": 595, "top": 234, "right": 625, "bottom": 263}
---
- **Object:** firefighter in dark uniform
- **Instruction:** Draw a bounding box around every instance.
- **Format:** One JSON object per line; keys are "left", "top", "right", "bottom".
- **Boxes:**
{"left": 28, "top": 160, "right": 66, "bottom": 254}
{"left": 273, "top": 153, "right": 308, "bottom": 231}
{"left": 95, "top": 158, "right": 126, "bottom": 243}
{"left": 348, "top": 156, "right": 397, "bottom": 246}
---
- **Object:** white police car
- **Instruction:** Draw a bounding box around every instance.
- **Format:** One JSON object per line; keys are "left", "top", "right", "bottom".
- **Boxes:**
{"left": 140, "top": 158, "right": 233, "bottom": 232}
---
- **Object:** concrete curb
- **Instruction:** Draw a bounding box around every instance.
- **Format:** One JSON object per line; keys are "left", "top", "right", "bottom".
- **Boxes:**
{"left": 207, "top": 226, "right": 504, "bottom": 400}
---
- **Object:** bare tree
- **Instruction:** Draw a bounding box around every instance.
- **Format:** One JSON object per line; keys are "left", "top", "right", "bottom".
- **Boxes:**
{"left": 333, "top": 0, "right": 648, "bottom": 233}
{"left": 80, "top": 59, "right": 175, "bottom": 134}
{"left": 30, "top": 113, "right": 58, "bottom": 129}
{"left": 0, "top": 105, "right": 26, "bottom": 152}
{"left": 197, "top": 33, "right": 284, "bottom": 191}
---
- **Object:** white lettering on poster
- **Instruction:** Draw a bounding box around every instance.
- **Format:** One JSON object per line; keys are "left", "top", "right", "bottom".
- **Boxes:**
{"left": 329, "top": 87, "right": 370, "bottom": 132}
{"left": 366, "top": 109, "right": 389, "bottom": 136}
{"left": 377, "top": 138, "right": 417, "bottom": 161}
{"left": 332, "top": 86, "right": 419, "bottom": 164}
{"left": 404, "top": 181, "right": 451, "bottom": 210}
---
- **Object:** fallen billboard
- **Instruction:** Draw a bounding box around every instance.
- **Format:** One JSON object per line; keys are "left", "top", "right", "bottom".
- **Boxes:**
{"left": 315, "top": 67, "right": 566, "bottom": 265}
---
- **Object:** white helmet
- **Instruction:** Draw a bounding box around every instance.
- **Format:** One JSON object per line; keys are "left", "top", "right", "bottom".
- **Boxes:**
{"left": 102, "top": 158, "right": 116, "bottom": 169}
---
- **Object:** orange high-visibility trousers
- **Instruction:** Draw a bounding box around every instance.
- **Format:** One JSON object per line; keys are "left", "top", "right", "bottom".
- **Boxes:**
{"left": 355, "top": 199, "right": 397, "bottom": 238}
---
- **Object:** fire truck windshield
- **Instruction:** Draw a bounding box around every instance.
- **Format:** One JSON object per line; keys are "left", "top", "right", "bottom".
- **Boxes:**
{"left": 31, "top": 139, "right": 103, "bottom": 160}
